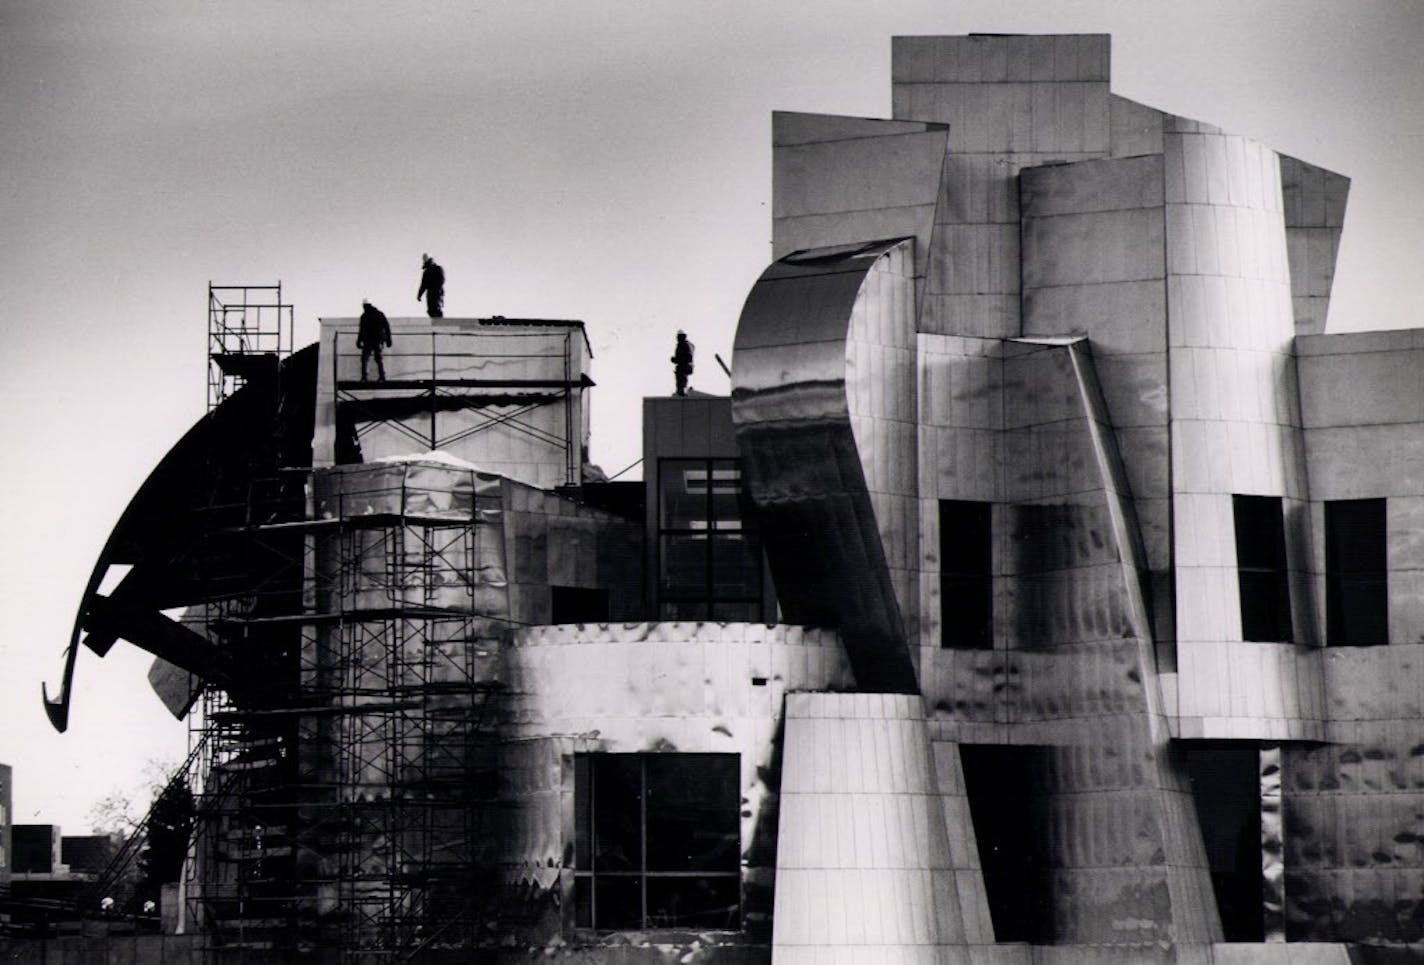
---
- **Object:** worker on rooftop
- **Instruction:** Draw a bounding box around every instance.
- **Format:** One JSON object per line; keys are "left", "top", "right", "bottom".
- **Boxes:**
{"left": 418, "top": 253, "right": 445, "bottom": 318}
{"left": 672, "top": 331, "right": 694, "bottom": 396}
{"left": 357, "top": 300, "right": 392, "bottom": 382}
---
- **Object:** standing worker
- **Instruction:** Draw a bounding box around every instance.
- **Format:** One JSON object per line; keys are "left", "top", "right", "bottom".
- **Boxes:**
{"left": 671, "top": 330, "right": 694, "bottom": 396}
{"left": 418, "top": 253, "right": 445, "bottom": 318}
{"left": 357, "top": 300, "right": 392, "bottom": 382}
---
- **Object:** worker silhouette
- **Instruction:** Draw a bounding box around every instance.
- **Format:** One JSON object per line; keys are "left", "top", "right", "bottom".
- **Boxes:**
{"left": 672, "top": 331, "right": 694, "bottom": 396}
{"left": 357, "top": 300, "right": 392, "bottom": 382}
{"left": 418, "top": 253, "right": 445, "bottom": 318}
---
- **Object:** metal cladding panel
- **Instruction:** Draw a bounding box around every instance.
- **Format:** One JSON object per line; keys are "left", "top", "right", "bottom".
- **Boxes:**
{"left": 1297, "top": 336, "right": 1424, "bottom": 433}
{"left": 1280, "top": 154, "right": 1350, "bottom": 336}
{"left": 502, "top": 622, "right": 854, "bottom": 947}
{"left": 732, "top": 240, "right": 919, "bottom": 694}
{"left": 503, "top": 483, "right": 644, "bottom": 626}
{"left": 772, "top": 122, "right": 947, "bottom": 219}
{"left": 774, "top": 111, "right": 935, "bottom": 146}
{"left": 1019, "top": 154, "right": 1172, "bottom": 592}
{"left": 919, "top": 341, "right": 1221, "bottom": 944}
{"left": 1110, "top": 95, "right": 1165, "bottom": 158}
{"left": 886, "top": 37, "right": 1116, "bottom": 341}
{"left": 770, "top": 112, "right": 948, "bottom": 292}
{"left": 1159, "top": 122, "right": 1324, "bottom": 732}
{"left": 892, "top": 35, "right": 1110, "bottom": 85}
{"left": 1296, "top": 324, "right": 1424, "bottom": 622}
{"left": 146, "top": 656, "right": 200, "bottom": 720}
{"left": 772, "top": 692, "right": 970, "bottom": 956}
{"left": 1282, "top": 720, "right": 1424, "bottom": 946}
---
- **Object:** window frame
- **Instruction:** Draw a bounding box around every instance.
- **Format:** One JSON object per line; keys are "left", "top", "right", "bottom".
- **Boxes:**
{"left": 1325, "top": 498, "right": 1388, "bottom": 647}
{"left": 571, "top": 752, "right": 742, "bottom": 932}
{"left": 655, "top": 458, "right": 763, "bottom": 621}
{"left": 1232, "top": 494, "right": 1293, "bottom": 643}
{"left": 939, "top": 499, "right": 994, "bottom": 649}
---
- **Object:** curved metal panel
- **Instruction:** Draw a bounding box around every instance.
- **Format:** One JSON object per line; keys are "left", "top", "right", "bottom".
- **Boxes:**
{"left": 46, "top": 346, "right": 317, "bottom": 731}
{"left": 731, "top": 238, "right": 919, "bottom": 694}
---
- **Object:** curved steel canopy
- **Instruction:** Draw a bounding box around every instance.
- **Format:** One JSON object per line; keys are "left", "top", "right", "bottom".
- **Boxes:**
{"left": 45, "top": 345, "right": 318, "bottom": 731}
{"left": 730, "top": 238, "right": 920, "bottom": 694}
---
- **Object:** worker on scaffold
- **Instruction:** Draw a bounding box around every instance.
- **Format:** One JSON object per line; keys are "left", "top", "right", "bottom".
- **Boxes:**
{"left": 357, "top": 300, "right": 392, "bottom": 382}
{"left": 418, "top": 253, "right": 445, "bottom": 318}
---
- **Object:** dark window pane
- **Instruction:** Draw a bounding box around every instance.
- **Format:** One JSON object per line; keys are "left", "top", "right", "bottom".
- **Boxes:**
{"left": 575, "top": 756, "right": 591, "bottom": 869}
{"left": 592, "top": 756, "right": 642, "bottom": 871}
{"left": 1181, "top": 742, "right": 1264, "bottom": 942}
{"left": 658, "top": 458, "right": 762, "bottom": 616}
{"left": 645, "top": 756, "right": 739, "bottom": 873}
{"left": 1233, "top": 495, "right": 1292, "bottom": 642}
{"left": 646, "top": 875, "right": 741, "bottom": 929}
{"left": 708, "top": 461, "right": 744, "bottom": 530}
{"left": 1326, "top": 499, "right": 1387, "bottom": 646}
{"left": 711, "top": 534, "right": 761, "bottom": 597}
{"left": 660, "top": 534, "right": 708, "bottom": 596}
{"left": 660, "top": 599, "right": 710, "bottom": 621}
{"left": 1233, "top": 495, "right": 1288, "bottom": 570}
{"left": 591, "top": 875, "right": 643, "bottom": 929}
{"left": 574, "top": 875, "right": 594, "bottom": 928}
{"left": 960, "top": 745, "right": 1049, "bottom": 943}
{"left": 552, "top": 586, "right": 611, "bottom": 624}
{"left": 710, "top": 601, "right": 759, "bottom": 622}
{"left": 941, "top": 500, "right": 993, "bottom": 649}
{"left": 575, "top": 754, "right": 741, "bottom": 932}
{"left": 1238, "top": 570, "right": 1292, "bottom": 643}
{"left": 1330, "top": 579, "right": 1388, "bottom": 645}
{"left": 660, "top": 460, "right": 710, "bottom": 530}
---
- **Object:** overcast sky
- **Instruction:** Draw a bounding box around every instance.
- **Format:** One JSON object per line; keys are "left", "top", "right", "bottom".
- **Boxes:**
{"left": 2, "top": 0, "right": 1421, "bottom": 832}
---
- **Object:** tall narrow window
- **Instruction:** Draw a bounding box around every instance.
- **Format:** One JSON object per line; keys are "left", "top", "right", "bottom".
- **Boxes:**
{"left": 960, "top": 745, "right": 1049, "bottom": 942}
{"left": 940, "top": 500, "right": 993, "bottom": 648}
{"left": 657, "top": 459, "right": 762, "bottom": 621}
{"left": 1180, "top": 742, "right": 1265, "bottom": 941}
{"left": 574, "top": 753, "right": 740, "bottom": 930}
{"left": 1326, "top": 499, "right": 1387, "bottom": 646}
{"left": 1233, "top": 495, "right": 1293, "bottom": 642}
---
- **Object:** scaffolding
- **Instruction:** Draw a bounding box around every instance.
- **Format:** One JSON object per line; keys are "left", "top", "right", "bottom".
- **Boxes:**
{"left": 331, "top": 323, "right": 592, "bottom": 489}
{"left": 187, "top": 464, "right": 506, "bottom": 963}
{"left": 209, "top": 283, "right": 295, "bottom": 411}
{"left": 187, "top": 289, "right": 523, "bottom": 961}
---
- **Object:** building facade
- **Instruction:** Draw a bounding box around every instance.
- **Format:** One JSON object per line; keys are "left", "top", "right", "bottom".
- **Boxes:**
{"left": 37, "top": 33, "right": 1424, "bottom": 965}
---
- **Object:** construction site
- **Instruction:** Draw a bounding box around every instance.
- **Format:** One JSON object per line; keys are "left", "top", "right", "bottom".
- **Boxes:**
{"left": 10, "top": 31, "right": 1424, "bottom": 965}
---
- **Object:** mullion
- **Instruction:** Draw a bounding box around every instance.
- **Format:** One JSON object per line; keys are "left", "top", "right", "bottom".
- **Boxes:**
{"left": 703, "top": 459, "right": 715, "bottom": 619}
{"left": 589, "top": 759, "right": 597, "bottom": 927}
{"left": 640, "top": 756, "right": 649, "bottom": 928}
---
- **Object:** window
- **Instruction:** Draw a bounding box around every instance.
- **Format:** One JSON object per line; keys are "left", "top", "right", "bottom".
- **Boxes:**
{"left": 1180, "top": 742, "right": 1264, "bottom": 941}
{"left": 551, "top": 586, "right": 611, "bottom": 624}
{"left": 1326, "top": 499, "right": 1387, "bottom": 646}
{"left": 574, "top": 753, "right": 740, "bottom": 930}
{"left": 960, "top": 745, "right": 1049, "bottom": 942}
{"left": 1232, "top": 495, "right": 1293, "bottom": 642}
{"left": 940, "top": 500, "right": 993, "bottom": 648}
{"left": 657, "top": 459, "right": 762, "bottom": 621}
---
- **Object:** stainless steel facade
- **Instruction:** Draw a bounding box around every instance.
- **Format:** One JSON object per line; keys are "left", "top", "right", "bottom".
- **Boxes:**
{"left": 41, "top": 32, "right": 1424, "bottom": 965}
{"left": 732, "top": 239, "right": 920, "bottom": 694}
{"left": 739, "top": 30, "right": 1424, "bottom": 962}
